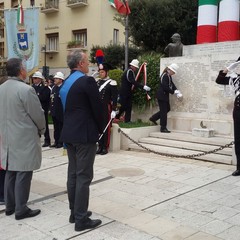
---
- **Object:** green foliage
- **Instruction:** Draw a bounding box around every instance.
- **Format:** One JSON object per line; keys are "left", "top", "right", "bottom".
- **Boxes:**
{"left": 128, "top": 0, "right": 198, "bottom": 52}
{"left": 132, "top": 52, "right": 163, "bottom": 109}
{"left": 90, "top": 44, "right": 142, "bottom": 68}
{"left": 118, "top": 119, "right": 151, "bottom": 128}
{"left": 109, "top": 69, "right": 123, "bottom": 86}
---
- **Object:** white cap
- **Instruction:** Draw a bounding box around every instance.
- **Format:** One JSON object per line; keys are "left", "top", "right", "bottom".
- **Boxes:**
{"left": 167, "top": 63, "right": 179, "bottom": 74}
{"left": 129, "top": 59, "right": 139, "bottom": 68}
{"left": 32, "top": 71, "right": 44, "bottom": 79}
{"left": 54, "top": 72, "right": 65, "bottom": 80}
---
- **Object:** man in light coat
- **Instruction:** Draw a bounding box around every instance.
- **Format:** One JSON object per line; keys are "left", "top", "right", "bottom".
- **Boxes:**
{"left": 0, "top": 58, "right": 45, "bottom": 220}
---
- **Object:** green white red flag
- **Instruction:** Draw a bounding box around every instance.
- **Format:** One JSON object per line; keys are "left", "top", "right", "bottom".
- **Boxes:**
{"left": 17, "top": 0, "right": 24, "bottom": 25}
{"left": 114, "top": 0, "right": 131, "bottom": 15}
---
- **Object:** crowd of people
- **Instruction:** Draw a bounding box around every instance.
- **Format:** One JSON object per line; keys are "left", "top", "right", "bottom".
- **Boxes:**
{"left": 1, "top": 48, "right": 240, "bottom": 233}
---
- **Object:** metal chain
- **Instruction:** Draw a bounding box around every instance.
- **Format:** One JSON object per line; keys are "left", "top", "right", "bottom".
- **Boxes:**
{"left": 118, "top": 128, "right": 234, "bottom": 159}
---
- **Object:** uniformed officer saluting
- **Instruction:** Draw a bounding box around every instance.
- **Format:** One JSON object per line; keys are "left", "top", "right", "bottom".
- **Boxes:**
{"left": 95, "top": 63, "right": 118, "bottom": 155}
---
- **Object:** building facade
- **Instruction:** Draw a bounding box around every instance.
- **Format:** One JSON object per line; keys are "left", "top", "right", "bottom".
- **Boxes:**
{"left": 0, "top": 0, "right": 125, "bottom": 75}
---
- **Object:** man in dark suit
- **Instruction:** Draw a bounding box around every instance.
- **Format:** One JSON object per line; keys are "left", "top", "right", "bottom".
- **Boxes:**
{"left": 50, "top": 72, "right": 64, "bottom": 148}
{"left": 60, "top": 50, "right": 104, "bottom": 232}
{"left": 32, "top": 71, "right": 51, "bottom": 147}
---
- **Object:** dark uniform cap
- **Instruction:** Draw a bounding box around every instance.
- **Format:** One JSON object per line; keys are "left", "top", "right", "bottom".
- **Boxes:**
{"left": 98, "top": 62, "right": 113, "bottom": 72}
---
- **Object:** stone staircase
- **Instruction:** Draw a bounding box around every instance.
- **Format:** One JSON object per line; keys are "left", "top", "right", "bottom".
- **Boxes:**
{"left": 128, "top": 131, "right": 234, "bottom": 165}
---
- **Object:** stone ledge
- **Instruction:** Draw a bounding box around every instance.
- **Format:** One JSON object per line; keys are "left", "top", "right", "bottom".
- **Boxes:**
{"left": 192, "top": 128, "right": 215, "bottom": 138}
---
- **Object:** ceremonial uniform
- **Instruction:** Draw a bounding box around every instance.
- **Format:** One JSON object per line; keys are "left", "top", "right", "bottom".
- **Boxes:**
{"left": 216, "top": 70, "right": 240, "bottom": 175}
{"left": 32, "top": 82, "right": 51, "bottom": 145}
{"left": 50, "top": 84, "right": 63, "bottom": 148}
{"left": 96, "top": 77, "right": 118, "bottom": 153}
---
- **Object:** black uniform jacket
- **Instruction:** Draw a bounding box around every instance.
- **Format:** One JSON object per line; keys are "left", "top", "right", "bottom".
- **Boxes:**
{"left": 60, "top": 72, "right": 104, "bottom": 144}
{"left": 50, "top": 85, "right": 63, "bottom": 121}
{"left": 32, "top": 83, "right": 51, "bottom": 112}
{"left": 156, "top": 72, "right": 177, "bottom": 102}
{"left": 97, "top": 78, "right": 118, "bottom": 110}
{"left": 119, "top": 68, "right": 143, "bottom": 96}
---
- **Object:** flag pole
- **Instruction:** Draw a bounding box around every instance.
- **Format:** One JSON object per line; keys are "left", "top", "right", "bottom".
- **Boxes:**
{"left": 124, "top": 15, "right": 129, "bottom": 70}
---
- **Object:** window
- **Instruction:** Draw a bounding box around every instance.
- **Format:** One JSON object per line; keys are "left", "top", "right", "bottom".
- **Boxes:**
{"left": 11, "top": 0, "right": 18, "bottom": 8}
{"left": 46, "top": 33, "right": 58, "bottom": 51}
{"left": 0, "top": 42, "right": 4, "bottom": 57}
{"left": 73, "top": 29, "right": 87, "bottom": 47}
{"left": 113, "top": 29, "right": 119, "bottom": 44}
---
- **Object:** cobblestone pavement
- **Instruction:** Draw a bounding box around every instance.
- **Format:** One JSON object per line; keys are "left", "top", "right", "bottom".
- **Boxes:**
{"left": 1, "top": 147, "right": 240, "bottom": 240}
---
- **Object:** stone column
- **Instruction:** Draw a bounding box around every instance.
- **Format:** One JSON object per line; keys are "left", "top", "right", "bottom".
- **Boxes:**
{"left": 218, "top": 0, "right": 239, "bottom": 41}
{"left": 197, "top": 0, "right": 219, "bottom": 44}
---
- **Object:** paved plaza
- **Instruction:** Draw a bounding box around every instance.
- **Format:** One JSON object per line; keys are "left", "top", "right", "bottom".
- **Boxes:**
{"left": 1, "top": 145, "right": 240, "bottom": 240}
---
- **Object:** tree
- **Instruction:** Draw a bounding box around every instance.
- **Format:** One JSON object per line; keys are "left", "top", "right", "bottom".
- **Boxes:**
{"left": 128, "top": 0, "right": 198, "bottom": 52}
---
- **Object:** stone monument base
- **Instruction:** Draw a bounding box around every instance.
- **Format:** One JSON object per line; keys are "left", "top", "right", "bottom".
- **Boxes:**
{"left": 192, "top": 128, "right": 215, "bottom": 138}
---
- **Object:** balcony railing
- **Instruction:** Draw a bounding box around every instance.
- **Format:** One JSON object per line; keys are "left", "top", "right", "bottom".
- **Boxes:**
{"left": 41, "top": 0, "right": 59, "bottom": 14}
{"left": 66, "top": 0, "right": 88, "bottom": 8}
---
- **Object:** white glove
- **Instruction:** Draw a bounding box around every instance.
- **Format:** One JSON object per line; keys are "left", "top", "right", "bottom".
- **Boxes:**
{"left": 111, "top": 111, "right": 116, "bottom": 119}
{"left": 143, "top": 85, "right": 151, "bottom": 91}
{"left": 226, "top": 61, "right": 240, "bottom": 71}
{"left": 177, "top": 93, "right": 183, "bottom": 98}
{"left": 174, "top": 90, "right": 180, "bottom": 95}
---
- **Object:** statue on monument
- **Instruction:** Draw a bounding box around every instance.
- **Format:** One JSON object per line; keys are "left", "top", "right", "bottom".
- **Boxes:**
{"left": 164, "top": 33, "right": 183, "bottom": 57}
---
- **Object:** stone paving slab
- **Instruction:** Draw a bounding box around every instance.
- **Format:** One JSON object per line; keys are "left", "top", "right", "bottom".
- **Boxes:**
{"left": 1, "top": 148, "right": 240, "bottom": 239}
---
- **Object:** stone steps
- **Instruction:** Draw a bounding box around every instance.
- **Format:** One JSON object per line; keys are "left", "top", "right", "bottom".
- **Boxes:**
{"left": 128, "top": 131, "right": 234, "bottom": 165}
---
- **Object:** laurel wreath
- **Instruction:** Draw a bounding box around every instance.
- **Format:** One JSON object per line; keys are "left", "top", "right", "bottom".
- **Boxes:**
{"left": 13, "top": 41, "right": 34, "bottom": 60}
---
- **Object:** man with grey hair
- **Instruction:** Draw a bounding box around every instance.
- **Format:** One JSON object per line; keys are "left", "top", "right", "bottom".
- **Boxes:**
{"left": 60, "top": 50, "right": 104, "bottom": 231}
{"left": 164, "top": 33, "right": 183, "bottom": 57}
{"left": 0, "top": 58, "right": 45, "bottom": 220}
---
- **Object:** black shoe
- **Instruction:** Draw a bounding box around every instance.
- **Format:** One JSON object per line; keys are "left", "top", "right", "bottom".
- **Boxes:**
{"left": 149, "top": 117, "right": 157, "bottom": 125}
{"left": 5, "top": 209, "right": 14, "bottom": 216}
{"left": 42, "top": 142, "right": 50, "bottom": 147}
{"left": 15, "top": 209, "right": 41, "bottom": 220}
{"left": 96, "top": 147, "right": 102, "bottom": 154}
{"left": 56, "top": 144, "right": 63, "bottom": 148}
{"left": 50, "top": 143, "right": 57, "bottom": 148}
{"left": 161, "top": 128, "right": 171, "bottom": 133}
{"left": 75, "top": 218, "right": 102, "bottom": 231}
{"left": 232, "top": 170, "right": 240, "bottom": 176}
{"left": 101, "top": 148, "right": 108, "bottom": 155}
{"left": 69, "top": 211, "right": 92, "bottom": 223}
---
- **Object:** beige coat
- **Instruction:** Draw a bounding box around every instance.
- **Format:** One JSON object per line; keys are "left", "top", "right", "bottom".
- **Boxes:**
{"left": 0, "top": 77, "right": 45, "bottom": 171}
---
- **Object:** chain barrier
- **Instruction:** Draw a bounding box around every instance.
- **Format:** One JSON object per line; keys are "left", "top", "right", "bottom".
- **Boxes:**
{"left": 118, "top": 128, "right": 234, "bottom": 159}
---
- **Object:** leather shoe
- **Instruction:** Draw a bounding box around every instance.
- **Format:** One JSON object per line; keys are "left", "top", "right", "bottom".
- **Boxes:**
{"left": 5, "top": 209, "right": 14, "bottom": 216}
{"left": 15, "top": 209, "right": 41, "bottom": 220}
{"left": 56, "top": 144, "right": 63, "bottom": 148}
{"left": 161, "top": 128, "right": 171, "bottom": 133}
{"left": 232, "top": 169, "right": 240, "bottom": 176}
{"left": 149, "top": 117, "right": 157, "bottom": 125}
{"left": 101, "top": 148, "right": 108, "bottom": 155}
{"left": 69, "top": 210, "right": 92, "bottom": 223}
{"left": 96, "top": 147, "right": 102, "bottom": 154}
{"left": 42, "top": 142, "right": 50, "bottom": 147}
{"left": 75, "top": 218, "right": 102, "bottom": 231}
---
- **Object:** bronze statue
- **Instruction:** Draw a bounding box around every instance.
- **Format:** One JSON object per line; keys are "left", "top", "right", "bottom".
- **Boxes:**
{"left": 164, "top": 33, "right": 183, "bottom": 57}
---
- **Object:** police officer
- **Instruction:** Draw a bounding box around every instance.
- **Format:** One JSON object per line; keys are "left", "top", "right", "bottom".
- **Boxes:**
{"left": 96, "top": 63, "right": 118, "bottom": 155}
{"left": 32, "top": 71, "right": 51, "bottom": 147}
{"left": 116, "top": 59, "right": 151, "bottom": 123}
{"left": 50, "top": 72, "right": 64, "bottom": 148}
{"left": 216, "top": 59, "right": 240, "bottom": 176}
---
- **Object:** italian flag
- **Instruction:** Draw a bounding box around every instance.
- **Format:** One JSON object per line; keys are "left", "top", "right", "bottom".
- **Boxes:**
{"left": 17, "top": 0, "right": 24, "bottom": 25}
{"left": 218, "top": 0, "right": 239, "bottom": 42}
{"left": 197, "top": 0, "right": 219, "bottom": 44}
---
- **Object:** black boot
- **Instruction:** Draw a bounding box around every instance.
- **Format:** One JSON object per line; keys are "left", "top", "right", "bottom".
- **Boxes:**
{"left": 96, "top": 147, "right": 102, "bottom": 154}
{"left": 101, "top": 148, "right": 108, "bottom": 155}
